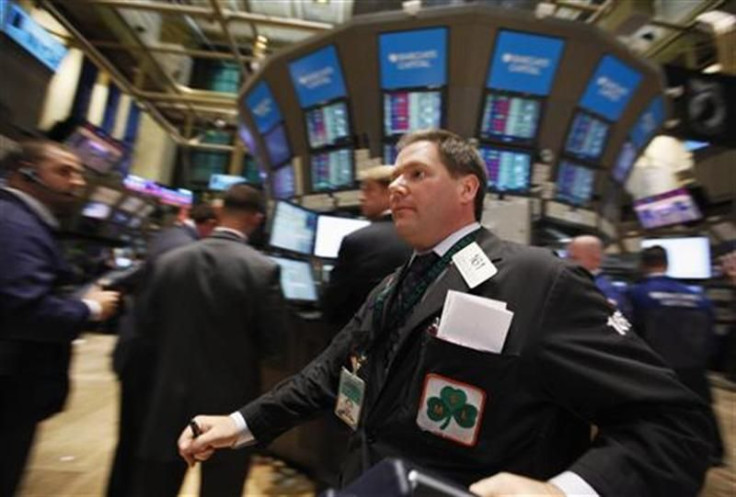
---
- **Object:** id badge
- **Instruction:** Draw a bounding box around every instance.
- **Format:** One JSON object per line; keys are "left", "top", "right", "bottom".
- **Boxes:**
{"left": 335, "top": 367, "right": 365, "bottom": 430}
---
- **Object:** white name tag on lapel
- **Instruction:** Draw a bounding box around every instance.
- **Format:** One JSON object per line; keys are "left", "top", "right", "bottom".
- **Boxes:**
{"left": 451, "top": 242, "right": 497, "bottom": 289}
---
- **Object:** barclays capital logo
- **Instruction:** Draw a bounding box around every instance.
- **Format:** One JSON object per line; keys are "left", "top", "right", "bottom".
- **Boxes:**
{"left": 501, "top": 52, "right": 550, "bottom": 76}
{"left": 298, "top": 66, "right": 335, "bottom": 89}
{"left": 388, "top": 50, "right": 437, "bottom": 70}
{"left": 596, "top": 76, "right": 629, "bottom": 102}
{"left": 252, "top": 99, "right": 271, "bottom": 118}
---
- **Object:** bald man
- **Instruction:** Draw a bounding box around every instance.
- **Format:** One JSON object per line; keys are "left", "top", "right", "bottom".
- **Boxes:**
{"left": 568, "top": 235, "right": 631, "bottom": 318}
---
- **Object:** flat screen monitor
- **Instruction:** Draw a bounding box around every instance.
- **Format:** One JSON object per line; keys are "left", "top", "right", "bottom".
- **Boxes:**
{"left": 314, "top": 215, "right": 370, "bottom": 259}
{"left": 633, "top": 188, "right": 702, "bottom": 229}
{"left": 641, "top": 237, "right": 711, "bottom": 279}
{"left": 305, "top": 101, "right": 350, "bottom": 149}
{"left": 64, "top": 125, "right": 125, "bottom": 174}
{"left": 611, "top": 141, "right": 637, "bottom": 184}
{"left": 268, "top": 201, "right": 317, "bottom": 255}
{"left": 289, "top": 45, "right": 347, "bottom": 108}
{"left": 272, "top": 164, "right": 295, "bottom": 199}
{"left": 267, "top": 256, "right": 318, "bottom": 302}
{"left": 383, "top": 91, "right": 442, "bottom": 136}
{"left": 379, "top": 27, "right": 448, "bottom": 89}
{"left": 81, "top": 201, "right": 111, "bottom": 220}
{"left": 311, "top": 148, "right": 354, "bottom": 192}
{"left": 263, "top": 124, "right": 291, "bottom": 166}
{"left": 477, "top": 146, "right": 532, "bottom": 193}
{"left": 565, "top": 112, "right": 609, "bottom": 161}
{"left": 479, "top": 93, "right": 541, "bottom": 144}
{"left": 209, "top": 174, "right": 245, "bottom": 191}
{"left": 556, "top": 161, "right": 595, "bottom": 206}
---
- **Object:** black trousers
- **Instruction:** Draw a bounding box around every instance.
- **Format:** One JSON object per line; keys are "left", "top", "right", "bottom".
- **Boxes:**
{"left": 0, "top": 381, "right": 39, "bottom": 497}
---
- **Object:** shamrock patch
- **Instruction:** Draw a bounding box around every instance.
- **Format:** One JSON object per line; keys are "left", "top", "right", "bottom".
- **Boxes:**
{"left": 416, "top": 374, "right": 485, "bottom": 446}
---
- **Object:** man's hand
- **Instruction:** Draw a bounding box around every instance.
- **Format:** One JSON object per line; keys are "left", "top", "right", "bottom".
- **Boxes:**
{"left": 470, "top": 473, "right": 565, "bottom": 496}
{"left": 83, "top": 287, "right": 120, "bottom": 321}
{"left": 178, "top": 415, "right": 240, "bottom": 467}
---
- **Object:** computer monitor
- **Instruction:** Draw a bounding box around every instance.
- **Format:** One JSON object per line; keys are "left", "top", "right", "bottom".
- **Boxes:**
{"left": 305, "top": 101, "right": 350, "bottom": 149}
{"left": 641, "top": 236, "right": 711, "bottom": 279}
{"left": 477, "top": 146, "right": 532, "bottom": 193}
{"left": 268, "top": 201, "right": 317, "bottom": 255}
{"left": 311, "top": 148, "right": 354, "bottom": 192}
{"left": 64, "top": 124, "right": 125, "bottom": 174}
{"left": 263, "top": 124, "right": 291, "bottom": 166}
{"left": 556, "top": 160, "right": 595, "bottom": 206}
{"left": 314, "top": 215, "right": 370, "bottom": 259}
{"left": 209, "top": 174, "right": 245, "bottom": 191}
{"left": 272, "top": 164, "right": 295, "bottom": 199}
{"left": 565, "top": 111, "right": 609, "bottom": 161}
{"left": 383, "top": 90, "right": 442, "bottom": 136}
{"left": 267, "top": 255, "right": 319, "bottom": 303}
{"left": 479, "top": 93, "right": 541, "bottom": 144}
{"left": 611, "top": 141, "right": 637, "bottom": 184}
{"left": 633, "top": 188, "right": 702, "bottom": 229}
{"left": 81, "top": 201, "right": 111, "bottom": 220}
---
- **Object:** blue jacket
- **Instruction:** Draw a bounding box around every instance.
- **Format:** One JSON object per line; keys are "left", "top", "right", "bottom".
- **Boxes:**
{"left": 594, "top": 273, "right": 632, "bottom": 319}
{"left": 0, "top": 189, "right": 89, "bottom": 420}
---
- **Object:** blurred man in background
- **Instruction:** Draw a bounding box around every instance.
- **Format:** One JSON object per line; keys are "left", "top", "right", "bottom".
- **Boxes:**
{"left": 322, "top": 165, "right": 411, "bottom": 328}
{"left": 0, "top": 140, "right": 119, "bottom": 495}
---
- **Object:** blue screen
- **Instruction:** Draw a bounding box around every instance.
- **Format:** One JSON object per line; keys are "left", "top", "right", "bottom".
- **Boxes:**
{"left": 556, "top": 161, "right": 595, "bottom": 206}
{"left": 268, "top": 255, "right": 318, "bottom": 302}
{"left": 379, "top": 27, "right": 447, "bottom": 89}
{"left": 565, "top": 112, "right": 609, "bottom": 161}
{"left": 245, "top": 81, "right": 282, "bottom": 133}
{"left": 263, "top": 124, "right": 291, "bottom": 166}
{"left": 611, "top": 141, "right": 637, "bottom": 184}
{"left": 209, "top": 174, "right": 245, "bottom": 191}
{"left": 487, "top": 30, "right": 564, "bottom": 96}
{"left": 480, "top": 93, "right": 541, "bottom": 143}
{"left": 272, "top": 164, "right": 295, "bottom": 199}
{"left": 478, "top": 146, "right": 532, "bottom": 192}
{"left": 579, "top": 55, "right": 642, "bottom": 121}
{"left": 269, "top": 201, "right": 317, "bottom": 255}
{"left": 311, "top": 148, "right": 353, "bottom": 191}
{"left": 289, "top": 45, "right": 347, "bottom": 108}
{"left": 3, "top": 3, "right": 68, "bottom": 71}
{"left": 383, "top": 91, "right": 442, "bottom": 136}
{"left": 306, "top": 101, "right": 350, "bottom": 149}
{"left": 629, "top": 96, "right": 665, "bottom": 148}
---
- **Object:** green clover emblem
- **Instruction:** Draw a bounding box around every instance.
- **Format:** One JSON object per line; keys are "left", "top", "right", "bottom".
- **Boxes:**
{"left": 426, "top": 386, "right": 478, "bottom": 430}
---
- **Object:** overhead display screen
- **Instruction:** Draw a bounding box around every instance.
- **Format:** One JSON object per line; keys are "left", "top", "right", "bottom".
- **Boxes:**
{"left": 565, "top": 112, "right": 609, "bottom": 161}
{"left": 629, "top": 96, "right": 665, "bottom": 148}
{"left": 64, "top": 124, "right": 125, "bottom": 174}
{"left": 379, "top": 27, "right": 447, "bottom": 89}
{"left": 311, "top": 148, "right": 354, "bottom": 191}
{"left": 487, "top": 30, "right": 564, "bottom": 96}
{"left": 478, "top": 146, "right": 532, "bottom": 193}
{"left": 269, "top": 201, "right": 317, "bottom": 255}
{"left": 289, "top": 45, "right": 347, "bottom": 108}
{"left": 579, "top": 55, "right": 642, "bottom": 121}
{"left": 611, "top": 141, "right": 637, "bottom": 184}
{"left": 263, "top": 124, "right": 291, "bottom": 166}
{"left": 272, "top": 164, "right": 295, "bottom": 199}
{"left": 3, "top": 3, "right": 68, "bottom": 71}
{"left": 640, "top": 236, "right": 711, "bottom": 279}
{"left": 268, "top": 255, "right": 319, "bottom": 302}
{"left": 479, "top": 93, "right": 541, "bottom": 143}
{"left": 634, "top": 188, "right": 702, "bottom": 230}
{"left": 209, "top": 173, "right": 245, "bottom": 191}
{"left": 81, "top": 201, "right": 111, "bottom": 220}
{"left": 314, "top": 215, "right": 370, "bottom": 259}
{"left": 383, "top": 90, "right": 442, "bottom": 136}
{"left": 556, "top": 161, "right": 595, "bottom": 206}
{"left": 306, "top": 101, "right": 350, "bottom": 148}
{"left": 245, "top": 81, "right": 282, "bottom": 133}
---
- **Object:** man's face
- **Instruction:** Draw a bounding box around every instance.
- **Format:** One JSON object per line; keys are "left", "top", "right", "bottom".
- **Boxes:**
{"left": 389, "top": 140, "right": 474, "bottom": 251}
{"left": 359, "top": 180, "right": 389, "bottom": 220}
{"left": 32, "top": 147, "right": 86, "bottom": 213}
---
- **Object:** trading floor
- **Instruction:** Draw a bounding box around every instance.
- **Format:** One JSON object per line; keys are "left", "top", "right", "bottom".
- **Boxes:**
{"left": 16, "top": 334, "right": 736, "bottom": 497}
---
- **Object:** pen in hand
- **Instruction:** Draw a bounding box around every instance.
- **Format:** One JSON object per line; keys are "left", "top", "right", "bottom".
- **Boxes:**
{"left": 189, "top": 419, "right": 202, "bottom": 438}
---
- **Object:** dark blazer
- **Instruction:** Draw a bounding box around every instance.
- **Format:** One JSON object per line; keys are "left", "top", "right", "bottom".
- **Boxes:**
{"left": 137, "top": 230, "right": 288, "bottom": 461}
{"left": 147, "top": 223, "right": 198, "bottom": 263}
{"left": 0, "top": 189, "right": 89, "bottom": 420}
{"left": 322, "top": 215, "right": 411, "bottom": 328}
{"left": 240, "top": 228, "right": 710, "bottom": 496}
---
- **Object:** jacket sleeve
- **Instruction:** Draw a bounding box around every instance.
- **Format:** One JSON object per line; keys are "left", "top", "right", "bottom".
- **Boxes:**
{"left": 253, "top": 263, "right": 290, "bottom": 360}
{"left": 321, "top": 234, "right": 358, "bottom": 324}
{"left": 0, "top": 224, "right": 89, "bottom": 343}
{"left": 535, "top": 265, "right": 711, "bottom": 496}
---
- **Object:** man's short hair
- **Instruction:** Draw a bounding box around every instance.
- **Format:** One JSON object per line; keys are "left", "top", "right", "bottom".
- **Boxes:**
{"left": 223, "top": 184, "right": 265, "bottom": 214}
{"left": 397, "top": 129, "right": 487, "bottom": 220}
{"left": 190, "top": 203, "right": 217, "bottom": 224}
{"left": 358, "top": 165, "right": 394, "bottom": 186}
{"left": 641, "top": 245, "right": 668, "bottom": 268}
{"left": 0, "top": 140, "right": 72, "bottom": 174}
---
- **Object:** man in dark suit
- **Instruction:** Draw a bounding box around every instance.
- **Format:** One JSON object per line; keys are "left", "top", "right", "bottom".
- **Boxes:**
{"left": 133, "top": 184, "right": 288, "bottom": 497}
{"left": 178, "top": 130, "right": 711, "bottom": 496}
{"left": 0, "top": 140, "right": 120, "bottom": 496}
{"left": 322, "top": 165, "right": 411, "bottom": 328}
{"left": 106, "top": 201, "right": 217, "bottom": 497}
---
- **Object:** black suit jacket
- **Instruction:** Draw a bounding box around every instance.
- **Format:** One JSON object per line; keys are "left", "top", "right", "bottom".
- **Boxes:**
{"left": 322, "top": 215, "right": 411, "bottom": 328}
{"left": 240, "top": 228, "right": 710, "bottom": 496}
{"left": 137, "top": 231, "right": 288, "bottom": 460}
